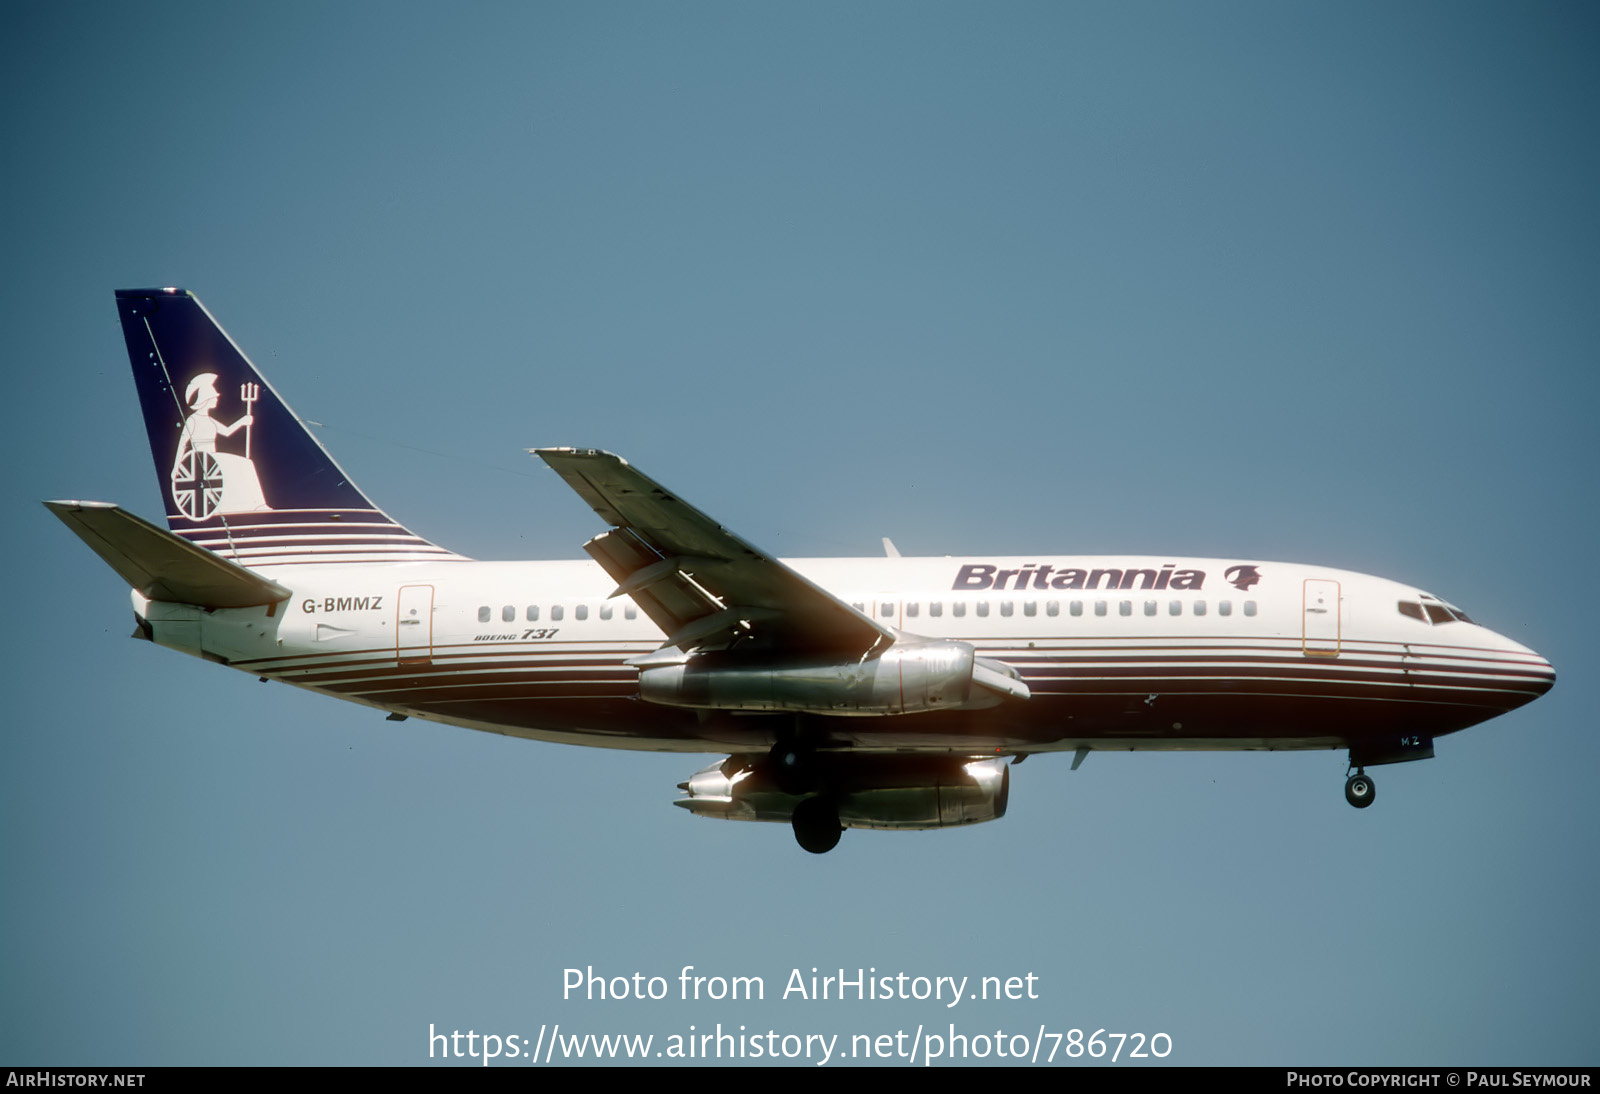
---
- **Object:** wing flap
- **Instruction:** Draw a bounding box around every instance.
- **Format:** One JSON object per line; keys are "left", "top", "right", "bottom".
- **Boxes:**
{"left": 45, "top": 500, "right": 290, "bottom": 609}
{"left": 583, "top": 528, "right": 726, "bottom": 640}
{"left": 535, "top": 449, "right": 889, "bottom": 655}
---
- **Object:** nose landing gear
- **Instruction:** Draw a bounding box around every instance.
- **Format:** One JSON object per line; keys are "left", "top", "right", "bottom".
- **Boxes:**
{"left": 1344, "top": 768, "right": 1376, "bottom": 809}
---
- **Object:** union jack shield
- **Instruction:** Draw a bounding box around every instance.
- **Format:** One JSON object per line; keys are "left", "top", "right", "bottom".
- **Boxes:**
{"left": 171, "top": 450, "right": 224, "bottom": 521}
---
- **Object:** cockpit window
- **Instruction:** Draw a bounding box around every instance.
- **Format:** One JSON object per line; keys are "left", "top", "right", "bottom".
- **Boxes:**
{"left": 1400, "top": 596, "right": 1476, "bottom": 625}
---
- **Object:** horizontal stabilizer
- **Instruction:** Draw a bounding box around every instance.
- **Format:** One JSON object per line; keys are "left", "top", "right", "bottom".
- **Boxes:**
{"left": 44, "top": 501, "right": 289, "bottom": 608}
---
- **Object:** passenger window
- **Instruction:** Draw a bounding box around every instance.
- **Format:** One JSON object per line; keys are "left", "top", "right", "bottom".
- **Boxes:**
{"left": 526, "top": 605, "right": 540, "bottom": 622}
{"left": 953, "top": 602, "right": 966, "bottom": 618}
{"left": 880, "top": 602, "right": 894, "bottom": 618}
{"left": 1243, "top": 601, "right": 1257, "bottom": 617}
{"left": 576, "top": 604, "right": 589, "bottom": 620}
{"left": 1000, "top": 601, "right": 1013, "bottom": 617}
{"left": 502, "top": 605, "right": 515, "bottom": 623}
{"left": 1169, "top": 600, "right": 1181, "bottom": 616}
{"left": 1094, "top": 600, "right": 1107, "bottom": 616}
{"left": 976, "top": 602, "right": 990, "bottom": 618}
{"left": 930, "top": 602, "right": 943, "bottom": 618}
{"left": 906, "top": 602, "right": 919, "bottom": 618}
{"left": 1046, "top": 601, "right": 1059, "bottom": 617}
{"left": 1218, "top": 601, "right": 1232, "bottom": 616}
{"left": 1144, "top": 600, "right": 1157, "bottom": 616}
{"left": 600, "top": 604, "right": 612, "bottom": 621}
{"left": 551, "top": 605, "right": 564, "bottom": 621}
{"left": 1070, "top": 600, "right": 1082, "bottom": 617}
{"left": 625, "top": 605, "right": 637, "bottom": 620}
{"left": 477, "top": 606, "right": 490, "bottom": 623}
{"left": 1119, "top": 600, "right": 1132, "bottom": 617}
{"left": 1024, "top": 601, "right": 1037, "bottom": 617}
{"left": 1194, "top": 600, "right": 1206, "bottom": 616}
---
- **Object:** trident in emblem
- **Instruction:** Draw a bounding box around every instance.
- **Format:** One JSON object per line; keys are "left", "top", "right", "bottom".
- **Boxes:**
{"left": 240, "top": 382, "right": 260, "bottom": 458}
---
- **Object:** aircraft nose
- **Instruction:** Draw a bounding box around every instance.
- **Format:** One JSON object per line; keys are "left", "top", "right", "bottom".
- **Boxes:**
{"left": 1529, "top": 652, "right": 1556, "bottom": 697}
{"left": 1488, "top": 629, "right": 1555, "bottom": 702}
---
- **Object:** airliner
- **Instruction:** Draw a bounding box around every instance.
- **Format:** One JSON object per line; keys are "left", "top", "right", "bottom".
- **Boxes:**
{"left": 48, "top": 289, "right": 1556, "bottom": 853}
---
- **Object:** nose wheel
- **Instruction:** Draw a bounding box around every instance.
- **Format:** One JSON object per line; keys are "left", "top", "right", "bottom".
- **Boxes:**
{"left": 1344, "top": 769, "right": 1376, "bottom": 809}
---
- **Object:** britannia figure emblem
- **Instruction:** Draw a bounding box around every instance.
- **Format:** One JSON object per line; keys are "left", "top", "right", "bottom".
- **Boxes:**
{"left": 169, "top": 374, "right": 270, "bottom": 519}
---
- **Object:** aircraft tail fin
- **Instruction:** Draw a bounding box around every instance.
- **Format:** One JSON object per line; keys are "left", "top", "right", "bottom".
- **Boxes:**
{"left": 115, "top": 289, "right": 464, "bottom": 568}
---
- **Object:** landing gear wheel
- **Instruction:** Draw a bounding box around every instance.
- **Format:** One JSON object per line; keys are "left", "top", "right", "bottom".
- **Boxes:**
{"left": 770, "top": 742, "right": 818, "bottom": 795}
{"left": 1344, "top": 771, "right": 1376, "bottom": 809}
{"left": 791, "top": 796, "right": 842, "bottom": 854}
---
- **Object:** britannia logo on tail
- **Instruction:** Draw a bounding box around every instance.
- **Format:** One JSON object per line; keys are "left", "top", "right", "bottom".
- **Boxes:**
{"left": 169, "top": 373, "right": 271, "bottom": 520}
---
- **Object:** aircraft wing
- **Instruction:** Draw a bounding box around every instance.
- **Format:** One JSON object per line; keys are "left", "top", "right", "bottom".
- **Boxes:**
{"left": 534, "top": 448, "right": 892, "bottom": 655}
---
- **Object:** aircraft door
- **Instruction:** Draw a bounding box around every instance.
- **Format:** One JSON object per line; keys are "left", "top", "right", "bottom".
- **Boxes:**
{"left": 1303, "top": 579, "right": 1340, "bottom": 657}
{"left": 397, "top": 584, "right": 435, "bottom": 665}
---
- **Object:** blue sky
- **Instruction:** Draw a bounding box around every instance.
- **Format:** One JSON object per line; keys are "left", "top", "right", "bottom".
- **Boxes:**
{"left": 2, "top": 1, "right": 1596, "bottom": 1066}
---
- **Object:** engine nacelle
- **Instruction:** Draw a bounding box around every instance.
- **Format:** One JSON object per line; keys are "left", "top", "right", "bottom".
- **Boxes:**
{"left": 636, "top": 640, "right": 1027, "bottom": 715}
{"left": 675, "top": 755, "right": 1011, "bottom": 831}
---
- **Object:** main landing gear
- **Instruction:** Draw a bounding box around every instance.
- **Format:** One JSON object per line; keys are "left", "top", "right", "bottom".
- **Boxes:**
{"left": 791, "top": 795, "right": 843, "bottom": 855}
{"left": 770, "top": 741, "right": 819, "bottom": 796}
{"left": 768, "top": 733, "right": 843, "bottom": 853}
{"left": 1344, "top": 768, "right": 1376, "bottom": 809}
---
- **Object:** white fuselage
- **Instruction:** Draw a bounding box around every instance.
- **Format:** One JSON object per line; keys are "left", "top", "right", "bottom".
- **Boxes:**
{"left": 134, "top": 554, "right": 1555, "bottom": 759}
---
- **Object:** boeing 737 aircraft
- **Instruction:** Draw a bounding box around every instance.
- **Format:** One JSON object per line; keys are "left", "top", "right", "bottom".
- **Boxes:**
{"left": 48, "top": 289, "right": 1556, "bottom": 852}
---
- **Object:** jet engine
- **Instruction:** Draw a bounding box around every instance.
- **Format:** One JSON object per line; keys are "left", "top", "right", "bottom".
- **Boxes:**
{"left": 635, "top": 639, "right": 1028, "bottom": 716}
{"left": 674, "top": 754, "right": 1011, "bottom": 852}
